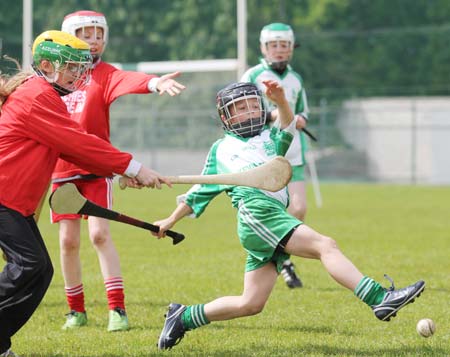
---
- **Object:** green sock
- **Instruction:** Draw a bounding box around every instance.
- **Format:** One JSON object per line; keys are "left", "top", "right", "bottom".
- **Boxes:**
{"left": 354, "top": 276, "right": 386, "bottom": 306}
{"left": 181, "top": 304, "right": 210, "bottom": 331}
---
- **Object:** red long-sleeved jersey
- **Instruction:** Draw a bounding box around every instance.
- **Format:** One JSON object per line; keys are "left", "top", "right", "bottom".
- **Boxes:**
{"left": 0, "top": 76, "right": 134, "bottom": 216}
{"left": 52, "top": 61, "right": 157, "bottom": 180}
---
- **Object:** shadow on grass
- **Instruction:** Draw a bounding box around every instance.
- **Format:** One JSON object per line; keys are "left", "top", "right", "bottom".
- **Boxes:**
{"left": 128, "top": 320, "right": 346, "bottom": 336}
{"left": 31, "top": 345, "right": 441, "bottom": 357}
{"left": 208, "top": 322, "right": 340, "bottom": 335}
{"left": 171, "top": 344, "right": 446, "bottom": 357}
{"left": 22, "top": 345, "right": 446, "bottom": 357}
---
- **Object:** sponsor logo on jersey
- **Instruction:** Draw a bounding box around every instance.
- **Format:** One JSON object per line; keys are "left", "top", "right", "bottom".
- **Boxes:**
{"left": 263, "top": 141, "right": 276, "bottom": 156}
{"left": 62, "top": 90, "right": 87, "bottom": 114}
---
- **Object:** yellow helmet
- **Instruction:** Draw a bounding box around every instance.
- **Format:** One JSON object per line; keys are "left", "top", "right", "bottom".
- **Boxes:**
{"left": 32, "top": 30, "right": 92, "bottom": 95}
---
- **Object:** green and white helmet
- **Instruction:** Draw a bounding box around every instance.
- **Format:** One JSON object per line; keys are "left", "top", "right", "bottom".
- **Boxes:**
{"left": 260, "top": 23, "right": 295, "bottom": 71}
{"left": 260, "top": 23, "right": 295, "bottom": 49}
{"left": 32, "top": 30, "right": 92, "bottom": 95}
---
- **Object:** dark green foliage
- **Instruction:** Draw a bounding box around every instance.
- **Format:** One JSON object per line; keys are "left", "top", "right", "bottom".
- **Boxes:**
{"left": 1, "top": 0, "right": 449, "bottom": 100}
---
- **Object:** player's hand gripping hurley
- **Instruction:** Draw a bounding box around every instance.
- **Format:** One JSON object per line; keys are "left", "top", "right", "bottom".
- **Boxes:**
{"left": 120, "top": 156, "right": 292, "bottom": 191}
{"left": 49, "top": 183, "right": 185, "bottom": 245}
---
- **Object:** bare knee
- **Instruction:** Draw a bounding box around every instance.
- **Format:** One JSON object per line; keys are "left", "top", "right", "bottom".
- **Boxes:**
{"left": 60, "top": 233, "right": 80, "bottom": 254}
{"left": 59, "top": 220, "right": 81, "bottom": 254}
{"left": 89, "top": 227, "right": 110, "bottom": 246}
{"left": 239, "top": 299, "right": 266, "bottom": 316}
{"left": 319, "top": 235, "right": 339, "bottom": 255}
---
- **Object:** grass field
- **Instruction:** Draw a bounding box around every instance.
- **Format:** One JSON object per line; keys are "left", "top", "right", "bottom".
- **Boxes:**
{"left": 11, "top": 183, "right": 450, "bottom": 356}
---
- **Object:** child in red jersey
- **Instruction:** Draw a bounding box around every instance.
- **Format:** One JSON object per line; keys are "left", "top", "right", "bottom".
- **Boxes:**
{"left": 0, "top": 30, "right": 170, "bottom": 357}
{"left": 52, "top": 10, "right": 185, "bottom": 332}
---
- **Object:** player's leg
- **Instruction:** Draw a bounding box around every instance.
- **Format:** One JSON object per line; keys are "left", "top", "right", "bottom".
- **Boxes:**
{"left": 51, "top": 181, "right": 87, "bottom": 329}
{"left": 204, "top": 262, "right": 278, "bottom": 320}
{"left": 58, "top": 218, "right": 87, "bottom": 329}
{"left": 85, "top": 177, "right": 129, "bottom": 332}
{"left": 0, "top": 208, "right": 53, "bottom": 355}
{"left": 1, "top": 182, "right": 49, "bottom": 263}
{"left": 286, "top": 224, "right": 362, "bottom": 288}
{"left": 287, "top": 132, "right": 308, "bottom": 221}
{"left": 87, "top": 216, "right": 128, "bottom": 331}
{"left": 158, "top": 263, "right": 278, "bottom": 350}
{"left": 284, "top": 224, "right": 425, "bottom": 321}
{"left": 280, "top": 169, "right": 306, "bottom": 289}
{"left": 287, "top": 177, "right": 307, "bottom": 221}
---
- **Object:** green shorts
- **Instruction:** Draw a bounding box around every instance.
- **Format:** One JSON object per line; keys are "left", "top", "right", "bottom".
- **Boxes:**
{"left": 237, "top": 196, "right": 302, "bottom": 273}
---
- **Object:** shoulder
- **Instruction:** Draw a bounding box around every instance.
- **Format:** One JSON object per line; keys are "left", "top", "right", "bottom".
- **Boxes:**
{"left": 287, "top": 66, "right": 304, "bottom": 82}
{"left": 10, "top": 77, "right": 67, "bottom": 118}
{"left": 242, "top": 63, "right": 264, "bottom": 74}
{"left": 24, "top": 77, "right": 63, "bottom": 104}
{"left": 209, "top": 137, "right": 225, "bottom": 154}
{"left": 91, "top": 61, "right": 117, "bottom": 78}
{"left": 94, "top": 61, "right": 154, "bottom": 84}
{"left": 214, "top": 135, "right": 248, "bottom": 158}
{"left": 241, "top": 64, "right": 266, "bottom": 83}
{"left": 201, "top": 139, "right": 225, "bottom": 175}
{"left": 19, "top": 75, "right": 47, "bottom": 92}
{"left": 210, "top": 136, "right": 236, "bottom": 157}
{"left": 96, "top": 61, "right": 117, "bottom": 71}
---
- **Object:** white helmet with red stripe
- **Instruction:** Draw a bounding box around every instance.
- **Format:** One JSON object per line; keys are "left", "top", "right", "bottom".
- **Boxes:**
{"left": 62, "top": 10, "right": 108, "bottom": 53}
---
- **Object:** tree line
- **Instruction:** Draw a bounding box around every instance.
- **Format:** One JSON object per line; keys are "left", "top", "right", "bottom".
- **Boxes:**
{"left": 2, "top": 0, "right": 450, "bottom": 103}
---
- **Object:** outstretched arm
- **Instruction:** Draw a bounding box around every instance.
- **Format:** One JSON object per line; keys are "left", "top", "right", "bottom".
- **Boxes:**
{"left": 262, "top": 80, "right": 294, "bottom": 129}
{"left": 134, "top": 165, "right": 172, "bottom": 189}
{"left": 152, "top": 71, "right": 186, "bottom": 96}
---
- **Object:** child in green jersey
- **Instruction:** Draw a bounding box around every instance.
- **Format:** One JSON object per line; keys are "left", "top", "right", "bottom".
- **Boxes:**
{"left": 153, "top": 81, "right": 425, "bottom": 350}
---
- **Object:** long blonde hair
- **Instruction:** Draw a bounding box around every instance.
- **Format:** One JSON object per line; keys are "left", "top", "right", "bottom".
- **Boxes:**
{"left": 0, "top": 55, "right": 32, "bottom": 111}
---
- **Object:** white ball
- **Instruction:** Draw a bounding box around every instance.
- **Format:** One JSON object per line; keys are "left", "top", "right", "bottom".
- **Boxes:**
{"left": 416, "top": 318, "right": 436, "bottom": 338}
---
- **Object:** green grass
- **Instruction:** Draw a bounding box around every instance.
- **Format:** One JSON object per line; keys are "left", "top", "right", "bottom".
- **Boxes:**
{"left": 12, "top": 184, "right": 450, "bottom": 356}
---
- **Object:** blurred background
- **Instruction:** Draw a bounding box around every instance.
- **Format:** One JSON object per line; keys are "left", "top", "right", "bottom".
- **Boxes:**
{"left": 2, "top": 0, "right": 450, "bottom": 184}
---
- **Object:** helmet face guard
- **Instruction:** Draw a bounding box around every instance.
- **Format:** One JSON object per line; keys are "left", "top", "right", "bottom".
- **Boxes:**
{"left": 216, "top": 83, "right": 266, "bottom": 138}
{"left": 260, "top": 23, "right": 295, "bottom": 72}
{"left": 62, "top": 10, "right": 108, "bottom": 58}
{"left": 32, "top": 30, "right": 92, "bottom": 95}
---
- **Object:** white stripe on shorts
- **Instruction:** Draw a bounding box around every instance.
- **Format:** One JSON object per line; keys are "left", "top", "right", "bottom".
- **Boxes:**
{"left": 106, "top": 177, "right": 113, "bottom": 209}
{"left": 240, "top": 203, "right": 279, "bottom": 248}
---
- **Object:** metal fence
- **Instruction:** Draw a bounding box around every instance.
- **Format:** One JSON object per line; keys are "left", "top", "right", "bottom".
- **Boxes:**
{"left": 110, "top": 83, "right": 450, "bottom": 184}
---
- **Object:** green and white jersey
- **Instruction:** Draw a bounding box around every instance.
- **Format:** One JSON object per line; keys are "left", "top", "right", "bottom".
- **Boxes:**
{"left": 180, "top": 120, "right": 296, "bottom": 218}
{"left": 241, "top": 58, "right": 309, "bottom": 166}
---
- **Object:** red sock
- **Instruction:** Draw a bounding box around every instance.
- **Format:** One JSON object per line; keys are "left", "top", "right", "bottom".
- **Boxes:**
{"left": 65, "top": 284, "right": 85, "bottom": 312}
{"left": 104, "top": 277, "right": 125, "bottom": 310}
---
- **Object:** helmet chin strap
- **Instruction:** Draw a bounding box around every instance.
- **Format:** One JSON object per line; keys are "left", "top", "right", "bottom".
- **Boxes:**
{"left": 267, "top": 60, "right": 288, "bottom": 73}
{"left": 264, "top": 48, "right": 292, "bottom": 74}
{"left": 44, "top": 71, "right": 72, "bottom": 96}
{"left": 92, "top": 55, "right": 101, "bottom": 62}
{"left": 52, "top": 83, "right": 71, "bottom": 96}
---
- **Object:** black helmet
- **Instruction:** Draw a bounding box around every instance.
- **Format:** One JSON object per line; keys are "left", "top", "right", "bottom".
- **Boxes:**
{"left": 216, "top": 82, "right": 266, "bottom": 138}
